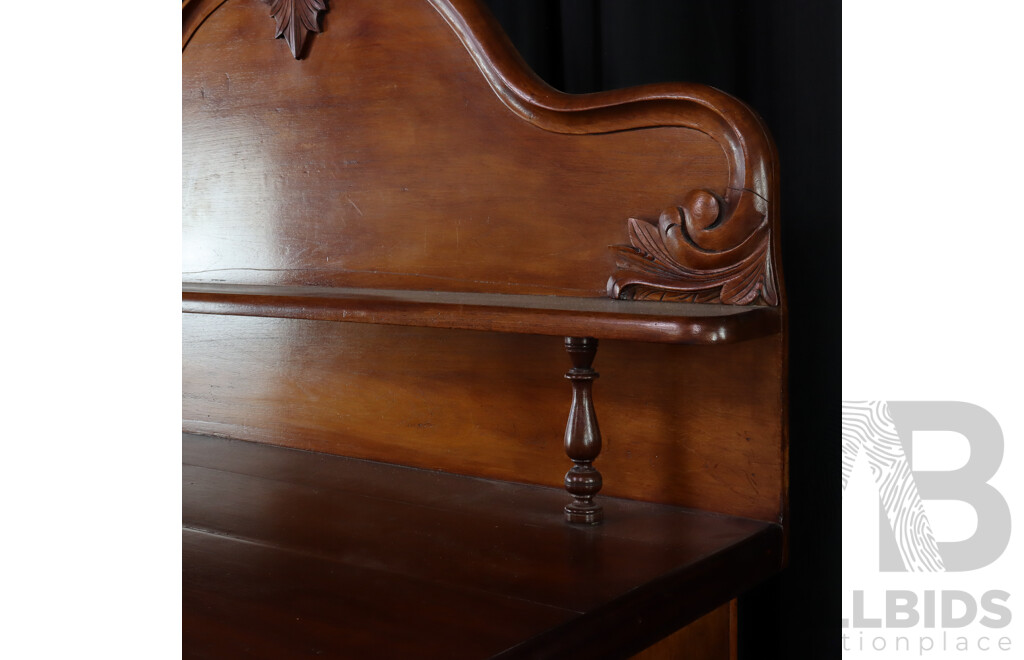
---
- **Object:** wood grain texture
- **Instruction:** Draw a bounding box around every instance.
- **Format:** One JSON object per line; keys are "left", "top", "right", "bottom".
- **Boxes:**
{"left": 183, "top": 313, "right": 785, "bottom": 522}
{"left": 183, "top": 434, "right": 782, "bottom": 659}
{"left": 182, "top": 1, "right": 789, "bottom": 655}
{"left": 182, "top": 0, "right": 782, "bottom": 309}
{"left": 629, "top": 602, "right": 734, "bottom": 660}
{"left": 182, "top": 283, "right": 782, "bottom": 345}
{"left": 426, "top": 0, "right": 783, "bottom": 306}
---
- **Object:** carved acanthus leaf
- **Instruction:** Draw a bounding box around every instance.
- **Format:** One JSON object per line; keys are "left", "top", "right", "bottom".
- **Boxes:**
{"left": 607, "top": 188, "right": 778, "bottom": 305}
{"left": 264, "top": 0, "right": 327, "bottom": 59}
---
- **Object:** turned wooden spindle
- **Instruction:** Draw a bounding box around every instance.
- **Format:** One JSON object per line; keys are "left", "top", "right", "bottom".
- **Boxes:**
{"left": 563, "top": 336, "right": 603, "bottom": 525}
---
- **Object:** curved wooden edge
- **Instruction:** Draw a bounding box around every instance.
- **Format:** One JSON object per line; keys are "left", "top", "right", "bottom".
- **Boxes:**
{"left": 185, "top": 0, "right": 773, "bottom": 198}
{"left": 429, "top": 0, "right": 783, "bottom": 308}
{"left": 182, "top": 0, "right": 229, "bottom": 52}
{"left": 429, "top": 0, "right": 770, "bottom": 189}
{"left": 181, "top": 285, "right": 782, "bottom": 345}
{"left": 182, "top": 0, "right": 785, "bottom": 307}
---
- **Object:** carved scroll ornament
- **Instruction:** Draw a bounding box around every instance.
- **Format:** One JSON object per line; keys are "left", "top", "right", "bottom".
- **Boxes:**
{"left": 608, "top": 188, "right": 778, "bottom": 306}
{"left": 264, "top": 0, "right": 327, "bottom": 59}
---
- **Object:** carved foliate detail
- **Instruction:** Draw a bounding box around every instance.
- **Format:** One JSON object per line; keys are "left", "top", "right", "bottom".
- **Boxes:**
{"left": 264, "top": 0, "right": 327, "bottom": 59}
{"left": 607, "top": 188, "right": 778, "bottom": 305}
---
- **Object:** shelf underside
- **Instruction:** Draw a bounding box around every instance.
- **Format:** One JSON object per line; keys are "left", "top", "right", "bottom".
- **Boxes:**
{"left": 182, "top": 283, "right": 780, "bottom": 345}
{"left": 183, "top": 433, "right": 783, "bottom": 659}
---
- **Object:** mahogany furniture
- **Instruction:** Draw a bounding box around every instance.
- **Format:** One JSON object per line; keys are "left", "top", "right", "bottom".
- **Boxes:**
{"left": 183, "top": 0, "right": 788, "bottom": 657}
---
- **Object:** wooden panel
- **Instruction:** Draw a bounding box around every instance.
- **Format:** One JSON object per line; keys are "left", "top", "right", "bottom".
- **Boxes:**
{"left": 183, "top": 434, "right": 782, "bottom": 659}
{"left": 183, "top": 0, "right": 741, "bottom": 297}
{"left": 183, "top": 313, "right": 785, "bottom": 522}
{"left": 182, "top": 2, "right": 788, "bottom": 657}
{"left": 630, "top": 602, "right": 734, "bottom": 660}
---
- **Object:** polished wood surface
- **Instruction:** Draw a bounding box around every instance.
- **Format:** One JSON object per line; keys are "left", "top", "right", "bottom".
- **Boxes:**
{"left": 183, "top": 283, "right": 781, "bottom": 345}
{"left": 183, "top": 0, "right": 789, "bottom": 656}
{"left": 183, "top": 314, "right": 785, "bottom": 522}
{"left": 184, "top": 434, "right": 781, "bottom": 659}
{"left": 630, "top": 602, "right": 734, "bottom": 660}
{"left": 182, "top": 0, "right": 782, "bottom": 307}
{"left": 181, "top": 0, "right": 788, "bottom": 523}
{"left": 562, "top": 337, "right": 603, "bottom": 523}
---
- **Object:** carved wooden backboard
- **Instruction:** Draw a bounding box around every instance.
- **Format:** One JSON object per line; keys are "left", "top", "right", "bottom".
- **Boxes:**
{"left": 183, "top": 0, "right": 787, "bottom": 524}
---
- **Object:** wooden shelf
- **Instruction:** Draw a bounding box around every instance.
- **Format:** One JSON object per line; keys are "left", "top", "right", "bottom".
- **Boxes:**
{"left": 182, "top": 283, "right": 780, "bottom": 345}
{"left": 183, "top": 433, "right": 783, "bottom": 659}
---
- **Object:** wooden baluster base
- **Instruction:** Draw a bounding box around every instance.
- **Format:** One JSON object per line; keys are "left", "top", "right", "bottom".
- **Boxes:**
{"left": 563, "top": 336, "right": 603, "bottom": 524}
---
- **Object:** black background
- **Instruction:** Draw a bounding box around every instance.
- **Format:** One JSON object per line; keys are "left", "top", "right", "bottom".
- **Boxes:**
{"left": 480, "top": 1, "right": 841, "bottom": 657}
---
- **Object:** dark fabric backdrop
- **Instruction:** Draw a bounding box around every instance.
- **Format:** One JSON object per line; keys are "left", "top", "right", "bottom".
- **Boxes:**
{"left": 480, "top": 1, "right": 840, "bottom": 657}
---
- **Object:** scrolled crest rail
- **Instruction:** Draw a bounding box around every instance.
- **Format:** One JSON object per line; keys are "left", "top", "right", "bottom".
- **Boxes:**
{"left": 183, "top": 0, "right": 781, "bottom": 306}
{"left": 427, "top": 0, "right": 781, "bottom": 306}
